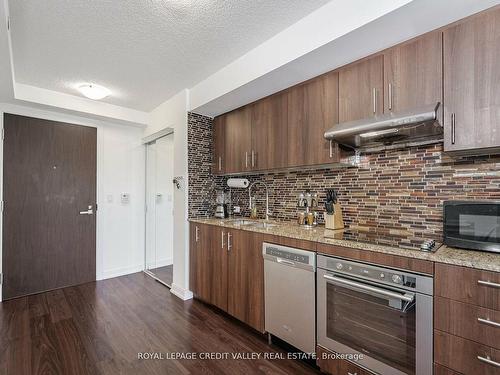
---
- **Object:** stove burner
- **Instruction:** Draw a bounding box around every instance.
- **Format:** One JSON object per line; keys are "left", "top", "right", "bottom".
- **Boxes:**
{"left": 324, "top": 227, "right": 441, "bottom": 252}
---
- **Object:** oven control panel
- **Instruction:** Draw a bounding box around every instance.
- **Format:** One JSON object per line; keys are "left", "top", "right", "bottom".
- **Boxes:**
{"left": 317, "top": 255, "right": 433, "bottom": 294}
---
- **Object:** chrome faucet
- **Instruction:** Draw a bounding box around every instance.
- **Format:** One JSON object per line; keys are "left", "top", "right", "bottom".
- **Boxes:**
{"left": 248, "top": 181, "right": 270, "bottom": 221}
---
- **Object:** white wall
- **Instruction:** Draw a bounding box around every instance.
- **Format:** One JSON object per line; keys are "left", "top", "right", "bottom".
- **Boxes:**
{"left": 0, "top": 103, "right": 145, "bottom": 300}
{"left": 98, "top": 123, "right": 145, "bottom": 279}
{"left": 145, "top": 89, "right": 192, "bottom": 300}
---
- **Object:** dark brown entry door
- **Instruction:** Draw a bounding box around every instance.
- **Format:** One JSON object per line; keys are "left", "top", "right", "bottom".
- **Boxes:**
{"left": 2, "top": 114, "right": 97, "bottom": 300}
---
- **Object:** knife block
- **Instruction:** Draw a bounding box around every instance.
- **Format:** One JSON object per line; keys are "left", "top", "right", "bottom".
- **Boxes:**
{"left": 325, "top": 203, "right": 344, "bottom": 230}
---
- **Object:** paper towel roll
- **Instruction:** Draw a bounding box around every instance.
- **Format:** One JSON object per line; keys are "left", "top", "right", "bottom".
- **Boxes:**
{"left": 227, "top": 178, "right": 249, "bottom": 188}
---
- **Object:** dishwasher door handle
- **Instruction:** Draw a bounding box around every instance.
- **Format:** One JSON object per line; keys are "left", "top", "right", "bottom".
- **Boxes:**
{"left": 277, "top": 258, "right": 296, "bottom": 267}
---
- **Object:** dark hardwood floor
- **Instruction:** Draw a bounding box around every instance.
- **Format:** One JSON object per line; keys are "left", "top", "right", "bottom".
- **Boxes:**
{"left": 151, "top": 265, "right": 173, "bottom": 286}
{"left": 0, "top": 272, "right": 320, "bottom": 375}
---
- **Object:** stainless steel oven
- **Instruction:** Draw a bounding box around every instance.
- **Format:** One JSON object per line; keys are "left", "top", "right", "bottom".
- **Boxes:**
{"left": 444, "top": 200, "right": 500, "bottom": 253}
{"left": 317, "top": 255, "right": 433, "bottom": 375}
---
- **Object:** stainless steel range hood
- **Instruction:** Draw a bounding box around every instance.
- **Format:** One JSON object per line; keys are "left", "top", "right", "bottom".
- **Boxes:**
{"left": 324, "top": 103, "right": 442, "bottom": 151}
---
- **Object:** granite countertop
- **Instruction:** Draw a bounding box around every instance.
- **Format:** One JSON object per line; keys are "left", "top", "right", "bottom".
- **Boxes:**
{"left": 189, "top": 217, "right": 500, "bottom": 273}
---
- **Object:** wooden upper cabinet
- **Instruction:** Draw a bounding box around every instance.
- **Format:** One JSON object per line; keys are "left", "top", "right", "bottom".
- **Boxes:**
{"left": 383, "top": 31, "right": 443, "bottom": 120}
{"left": 251, "top": 92, "right": 288, "bottom": 171}
{"left": 339, "top": 55, "right": 384, "bottom": 123}
{"left": 287, "top": 71, "right": 340, "bottom": 167}
{"left": 223, "top": 106, "right": 252, "bottom": 173}
{"left": 212, "top": 116, "right": 225, "bottom": 174}
{"left": 443, "top": 7, "right": 500, "bottom": 153}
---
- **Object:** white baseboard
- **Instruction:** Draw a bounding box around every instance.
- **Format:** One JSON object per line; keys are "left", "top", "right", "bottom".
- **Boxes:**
{"left": 99, "top": 264, "right": 143, "bottom": 280}
{"left": 170, "top": 283, "right": 193, "bottom": 301}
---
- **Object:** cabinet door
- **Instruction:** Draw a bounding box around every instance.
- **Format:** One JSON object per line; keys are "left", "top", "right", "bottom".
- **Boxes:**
{"left": 189, "top": 223, "right": 211, "bottom": 302}
{"left": 210, "top": 226, "right": 228, "bottom": 311}
{"left": 251, "top": 92, "right": 288, "bottom": 170}
{"left": 339, "top": 55, "right": 384, "bottom": 123}
{"left": 384, "top": 31, "right": 442, "bottom": 120}
{"left": 212, "top": 116, "right": 225, "bottom": 174}
{"left": 444, "top": 8, "right": 500, "bottom": 152}
{"left": 287, "top": 71, "right": 340, "bottom": 167}
{"left": 224, "top": 106, "right": 252, "bottom": 173}
{"left": 227, "top": 229, "right": 265, "bottom": 332}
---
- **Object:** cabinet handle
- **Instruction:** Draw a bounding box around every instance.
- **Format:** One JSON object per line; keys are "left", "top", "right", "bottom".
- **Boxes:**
{"left": 329, "top": 140, "right": 333, "bottom": 158}
{"left": 372, "top": 88, "right": 377, "bottom": 114}
{"left": 451, "top": 113, "right": 456, "bottom": 145}
{"left": 477, "top": 355, "right": 500, "bottom": 368}
{"left": 195, "top": 226, "right": 199, "bottom": 242}
{"left": 477, "top": 317, "right": 500, "bottom": 328}
{"left": 388, "top": 83, "right": 393, "bottom": 110}
{"left": 478, "top": 280, "right": 500, "bottom": 288}
{"left": 347, "top": 372, "right": 358, "bottom": 375}
{"left": 251, "top": 150, "right": 255, "bottom": 168}
{"left": 227, "top": 232, "right": 232, "bottom": 251}
{"left": 218, "top": 156, "right": 222, "bottom": 171}
{"left": 245, "top": 152, "right": 249, "bottom": 168}
{"left": 221, "top": 231, "right": 225, "bottom": 249}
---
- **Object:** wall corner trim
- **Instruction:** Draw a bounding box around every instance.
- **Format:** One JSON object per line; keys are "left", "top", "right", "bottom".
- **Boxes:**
{"left": 170, "top": 283, "right": 193, "bottom": 301}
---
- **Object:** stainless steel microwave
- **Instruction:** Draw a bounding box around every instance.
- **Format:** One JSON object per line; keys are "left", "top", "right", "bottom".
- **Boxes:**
{"left": 443, "top": 201, "right": 500, "bottom": 253}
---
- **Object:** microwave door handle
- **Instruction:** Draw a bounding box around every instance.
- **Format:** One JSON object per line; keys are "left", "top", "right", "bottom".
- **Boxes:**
{"left": 323, "top": 274, "right": 415, "bottom": 304}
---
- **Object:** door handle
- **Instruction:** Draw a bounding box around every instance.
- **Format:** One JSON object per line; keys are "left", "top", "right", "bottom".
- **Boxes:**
{"left": 323, "top": 274, "right": 414, "bottom": 302}
{"left": 388, "top": 83, "right": 393, "bottom": 110}
{"left": 277, "top": 258, "right": 296, "bottom": 267}
{"left": 478, "top": 280, "right": 500, "bottom": 288}
{"left": 451, "top": 113, "right": 456, "bottom": 145}
{"left": 477, "top": 317, "right": 500, "bottom": 328}
{"left": 477, "top": 355, "right": 500, "bottom": 368}
{"left": 79, "top": 205, "right": 93, "bottom": 215}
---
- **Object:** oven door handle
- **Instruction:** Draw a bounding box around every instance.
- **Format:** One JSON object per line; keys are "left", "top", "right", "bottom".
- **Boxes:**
{"left": 323, "top": 274, "right": 415, "bottom": 302}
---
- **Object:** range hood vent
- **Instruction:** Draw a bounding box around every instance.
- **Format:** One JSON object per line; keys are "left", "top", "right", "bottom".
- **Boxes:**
{"left": 324, "top": 103, "right": 442, "bottom": 151}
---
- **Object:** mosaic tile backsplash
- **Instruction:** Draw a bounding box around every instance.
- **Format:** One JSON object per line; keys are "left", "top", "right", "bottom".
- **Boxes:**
{"left": 188, "top": 112, "right": 500, "bottom": 239}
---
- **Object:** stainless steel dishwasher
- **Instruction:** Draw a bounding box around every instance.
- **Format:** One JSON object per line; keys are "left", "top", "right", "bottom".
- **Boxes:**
{"left": 263, "top": 242, "right": 316, "bottom": 354}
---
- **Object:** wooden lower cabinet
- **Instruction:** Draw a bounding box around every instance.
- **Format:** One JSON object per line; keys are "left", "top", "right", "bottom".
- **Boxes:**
{"left": 189, "top": 223, "right": 265, "bottom": 332}
{"left": 316, "top": 346, "right": 372, "bottom": 375}
{"left": 435, "top": 296, "right": 500, "bottom": 349}
{"left": 189, "top": 223, "right": 212, "bottom": 303}
{"left": 435, "top": 330, "right": 500, "bottom": 375}
{"left": 210, "top": 226, "right": 228, "bottom": 311}
{"left": 227, "top": 229, "right": 265, "bottom": 332}
{"left": 434, "top": 263, "right": 500, "bottom": 375}
{"left": 435, "top": 263, "right": 500, "bottom": 310}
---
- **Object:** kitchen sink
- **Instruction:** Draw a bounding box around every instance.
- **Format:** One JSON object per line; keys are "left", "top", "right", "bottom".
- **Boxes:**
{"left": 227, "top": 219, "right": 278, "bottom": 229}
{"left": 228, "top": 219, "right": 257, "bottom": 226}
{"left": 249, "top": 222, "right": 278, "bottom": 229}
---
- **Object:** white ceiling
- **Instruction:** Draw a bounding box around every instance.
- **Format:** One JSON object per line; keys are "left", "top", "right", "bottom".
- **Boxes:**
{"left": 8, "top": 0, "right": 331, "bottom": 111}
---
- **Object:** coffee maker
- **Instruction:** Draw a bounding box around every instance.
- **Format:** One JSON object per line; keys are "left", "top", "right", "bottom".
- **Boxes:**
{"left": 215, "top": 190, "right": 229, "bottom": 218}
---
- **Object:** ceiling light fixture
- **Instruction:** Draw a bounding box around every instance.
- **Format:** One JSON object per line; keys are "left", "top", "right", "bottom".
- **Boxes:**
{"left": 77, "top": 84, "right": 111, "bottom": 100}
